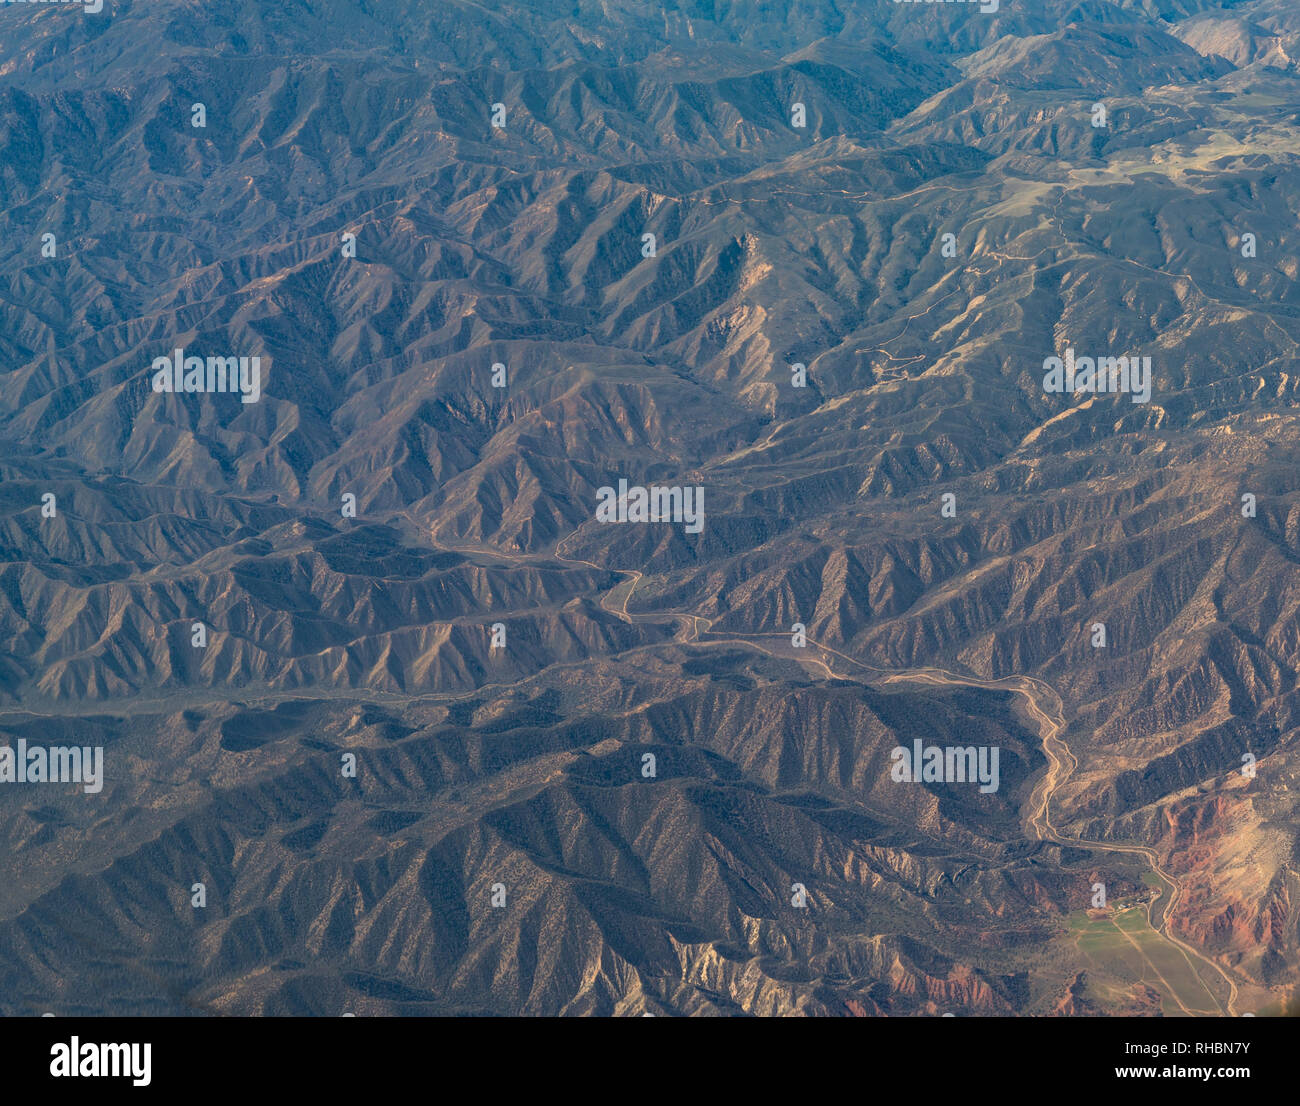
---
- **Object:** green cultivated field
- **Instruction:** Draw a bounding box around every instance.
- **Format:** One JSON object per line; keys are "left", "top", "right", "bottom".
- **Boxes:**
{"left": 1065, "top": 907, "right": 1225, "bottom": 1017}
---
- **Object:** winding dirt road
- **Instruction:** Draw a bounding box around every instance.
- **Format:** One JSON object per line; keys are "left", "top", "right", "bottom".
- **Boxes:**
{"left": 550, "top": 536, "right": 1242, "bottom": 1016}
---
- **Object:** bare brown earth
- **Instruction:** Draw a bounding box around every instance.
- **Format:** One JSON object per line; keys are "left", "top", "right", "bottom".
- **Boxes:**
{"left": 0, "top": 0, "right": 1298, "bottom": 1015}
